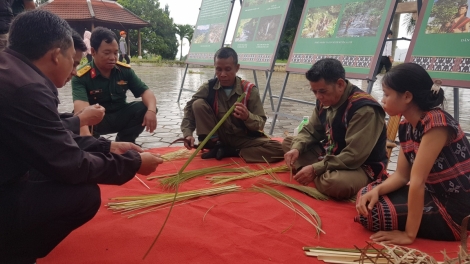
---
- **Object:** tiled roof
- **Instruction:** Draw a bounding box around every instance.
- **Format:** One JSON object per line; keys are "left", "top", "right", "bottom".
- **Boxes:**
{"left": 40, "top": 0, "right": 149, "bottom": 28}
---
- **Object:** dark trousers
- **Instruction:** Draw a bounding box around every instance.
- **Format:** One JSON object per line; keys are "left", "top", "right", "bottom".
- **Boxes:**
{"left": 119, "top": 54, "right": 130, "bottom": 64}
{"left": 192, "top": 99, "right": 284, "bottom": 163}
{"left": 0, "top": 180, "right": 100, "bottom": 263}
{"left": 377, "top": 56, "right": 392, "bottom": 74}
{"left": 93, "top": 101, "right": 148, "bottom": 143}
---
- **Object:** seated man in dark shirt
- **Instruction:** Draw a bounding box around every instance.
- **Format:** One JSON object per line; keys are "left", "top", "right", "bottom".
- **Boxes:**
{"left": 0, "top": 10, "right": 163, "bottom": 263}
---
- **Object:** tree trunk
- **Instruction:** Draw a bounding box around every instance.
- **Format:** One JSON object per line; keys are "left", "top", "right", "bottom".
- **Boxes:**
{"left": 138, "top": 29, "right": 142, "bottom": 58}
{"left": 180, "top": 38, "right": 183, "bottom": 61}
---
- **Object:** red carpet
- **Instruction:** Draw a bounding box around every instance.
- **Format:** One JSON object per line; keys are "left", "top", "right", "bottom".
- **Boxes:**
{"left": 38, "top": 147, "right": 459, "bottom": 264}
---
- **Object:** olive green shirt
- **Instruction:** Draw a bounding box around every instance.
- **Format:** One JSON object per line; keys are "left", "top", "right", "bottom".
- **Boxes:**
{"left": 291, "top": 81, "right": 385, "bottom": 175}
{"left": 181, "top": 77, "right": 266, "bottom": 138}
{"left": 71, "top": 61, "right": 148, "bottom": 112}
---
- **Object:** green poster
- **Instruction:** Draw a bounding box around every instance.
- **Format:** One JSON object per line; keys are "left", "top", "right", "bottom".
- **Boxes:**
{"left": 231, "top": 0, "right": 292, "bottom": 70}
{"left": 286, "top": 0, "right": 396, "bottom": 79}
{"left": 186, "top": 0, "right": 234, "bottom": 65}
{"left": 406, "top": 0, "right": 470, "bottom": 88}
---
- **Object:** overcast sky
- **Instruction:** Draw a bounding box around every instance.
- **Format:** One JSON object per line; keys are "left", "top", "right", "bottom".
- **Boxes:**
{"left": 160, "top": 0, "right": 411, "bottom": 59}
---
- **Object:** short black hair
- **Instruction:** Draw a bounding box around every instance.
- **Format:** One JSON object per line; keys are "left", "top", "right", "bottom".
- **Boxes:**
{"left": 90, "top": 27, "right": 117, "bottom": 51}
{"left": 305, "top": 58, "right": 345, "bottom": 84}
{"left": 382, "top": 63, "right": 444, "bottom": 111}
{"left": 8, "top": 9, "right": 72, "bottom": 61}
{"left": 72, "top": 30, "right": 87, "bottom": 52}
{"left": 214, "top": 47, "right": 238, "bottom": 65}
{"left": 388, "top": 30, "right": 393, "bottom": 35}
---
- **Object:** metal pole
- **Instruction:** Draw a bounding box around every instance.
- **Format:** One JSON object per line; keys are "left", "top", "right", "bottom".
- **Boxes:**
{"left": 453, "top": 87, "right": 459, "bottom": 122}
{"left": 261, "top": 71, "right": 275, "bottom": 110}
{"left": 370, "top": 0, "right": 399, "bottom": 88}
{"left": 177, "top": 64, "right": 189, "bottom": 103}
{"left": 221, "top": 1, "right": 236, "bottom": 47}
{"left": 266, "top": 70, "right": 275, "bottom": 111}
{"left": 367, "top": 79, "right": 375, "bottom": 94}
{"left": 417, "top": 0, "right": 423, "bottom": 15}
{"left": 261, "top": 0, "right": 294, "bottom": 111}
{"left": 269, "top": 72, "right": 290, "bottom": 135}
{"left": 253, "top": 70, "right": 259, "bottom": 89}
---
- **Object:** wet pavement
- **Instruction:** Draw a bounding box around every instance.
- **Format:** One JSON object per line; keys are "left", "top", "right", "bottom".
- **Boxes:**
{"left": 57, "top": 64, "right": 470, "bottom": 172}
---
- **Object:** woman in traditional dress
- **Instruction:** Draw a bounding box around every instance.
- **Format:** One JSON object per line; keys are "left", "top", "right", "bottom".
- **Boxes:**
{"left": 355, "top": 63, "right": 470, "bottom": 244}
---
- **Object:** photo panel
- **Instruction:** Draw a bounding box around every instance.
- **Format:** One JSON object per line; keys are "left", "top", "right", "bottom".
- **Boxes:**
{"left": 286, "top": 0, "right": 396, "bottom": 79}
{"left": 301, "top": 5, "right": 341, "bottom": 39}
{"left": 186, "top": 0, "right": 235, "bottom": 65}
{"left": 406, "top": 0, "right": 470, "bottom": 87}
{"left": 231, "top": 0, "right": 292, "bottom": 70}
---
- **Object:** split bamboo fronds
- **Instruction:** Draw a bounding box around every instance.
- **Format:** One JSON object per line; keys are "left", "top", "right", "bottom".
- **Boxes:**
{"left": 264, "top": 179, "right": 329, "bottom": 201}
{"left": 159, "top": 164, "right": 253, "bottom": 190}
{"left": 147, "top": 163, "right": 236, "bottom": 181}
{"left": 160, "top": 149, "right": 192, "bottom": 161}
{"left": 107, "top": 184, "right": 241, "bottom": 217}
{"left": 251, "top": 185, "right": 324, "bottom": 236}
{"left": 209, "top": 164, "right": 289, "bottom": 184}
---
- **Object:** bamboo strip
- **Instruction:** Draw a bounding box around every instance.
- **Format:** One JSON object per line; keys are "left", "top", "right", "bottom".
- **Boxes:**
{"left": 160, "top": 166, "right": 252, "bottom": 190}
{"left": 147, "top": 163, "right": 235, "bottom": 180}
{"left": 264, "top": 179, "right": 329, "bottom": 201}
{"left": 107, "top": 185, "right": 241, "bottom": 214}
{"left": 252, "top": 185, "right": 324, "bottom": 236}
{"left": 209, "top": 165, "right": 289, "bottom": 184}
{"left": 160, "top": 148, "right": 192, "bottom": 161}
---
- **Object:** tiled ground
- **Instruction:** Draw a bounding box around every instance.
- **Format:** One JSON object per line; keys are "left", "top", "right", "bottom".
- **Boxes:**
{"left": 57, "top": 65, "right": 470, "bottom": 173}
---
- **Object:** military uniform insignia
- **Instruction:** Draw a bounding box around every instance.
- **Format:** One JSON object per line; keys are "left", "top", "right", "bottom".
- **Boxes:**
{"left": 117, "top": 80, "right": 128, "bottom": 85}
{"left": 76, "top": 65, "right": 91, "bottom": 77}
{"left": 90, "top": 68, "right": 97, "bottom": 79}
{"left": 89, "top": 89, "right": 103, "bottom": 95}
{"left": 116, "top": 61, "right": 131, "bottom": 68}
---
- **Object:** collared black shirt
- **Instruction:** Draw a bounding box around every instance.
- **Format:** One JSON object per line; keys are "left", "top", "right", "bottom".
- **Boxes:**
{"left": 0, "top": 48, "right": 141, "bottom": 185}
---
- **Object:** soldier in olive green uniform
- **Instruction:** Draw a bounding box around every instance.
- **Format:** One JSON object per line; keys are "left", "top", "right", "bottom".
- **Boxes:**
{"left": 181, "top": 47, "right": 284, "bottom": 163}
{"left": 72, "top": 27, "right": 157, "bottom": 143}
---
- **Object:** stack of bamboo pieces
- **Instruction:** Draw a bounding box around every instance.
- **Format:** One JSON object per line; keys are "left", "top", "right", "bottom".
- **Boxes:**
{"left": 304, "top": 242, "right": 440, "bottom": 264}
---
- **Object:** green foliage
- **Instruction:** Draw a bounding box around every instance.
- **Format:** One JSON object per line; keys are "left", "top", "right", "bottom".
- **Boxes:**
{"left": 187, "top": 29, "right": 193, "bottom": 44}
{"left": 118, "top": 0, "right": 178, "bottom": 59}
{"left": 276, "top": 0, "right": 305, "bottom": 60}
{"left": 342, "top": 0, "right": 386, "bottom": 20}
{"left": 175, "top": 24, "right": 194, "bottom": 61}
{"left": 402, "top": 13, "right": 416, "bottom": 35}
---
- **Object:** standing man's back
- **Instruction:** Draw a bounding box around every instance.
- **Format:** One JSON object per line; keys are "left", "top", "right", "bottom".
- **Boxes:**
{"left": 0, "top": 0, "right": 35, "bottom": 51}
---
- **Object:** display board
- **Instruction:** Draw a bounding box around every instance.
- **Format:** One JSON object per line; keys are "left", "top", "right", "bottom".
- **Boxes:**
{"left": 186, "top": 0, "right": 235, "bottom": 65}
{"left": 286, "top": 0, "right": 397, "bottom": 79}
{"left": 406, "top": 0, "right": 470, "bottom": 88}
{"left": 231, "top": 0, "right": 292, "bottom": 70}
